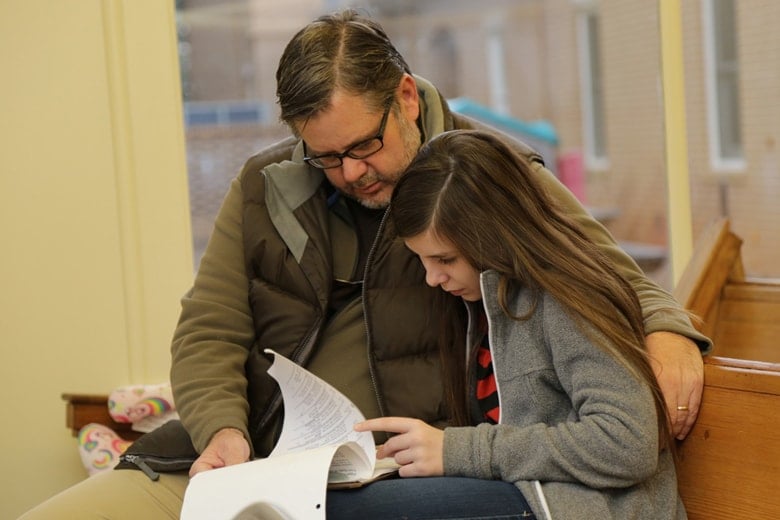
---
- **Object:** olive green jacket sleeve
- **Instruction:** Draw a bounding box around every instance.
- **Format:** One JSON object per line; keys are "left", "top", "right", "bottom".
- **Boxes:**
{"left": 170, "top": 173, "right": 256, "bottom": 453}
{"left": 529, "top": 160, "right": 711, "bottom": 353}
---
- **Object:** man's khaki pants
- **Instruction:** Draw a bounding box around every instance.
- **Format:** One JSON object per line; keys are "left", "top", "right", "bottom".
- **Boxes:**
{"left": 18, "top": 470, "right": 188, "bottom": 519}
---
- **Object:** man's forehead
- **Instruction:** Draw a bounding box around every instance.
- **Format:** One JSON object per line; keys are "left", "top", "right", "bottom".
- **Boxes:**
{"left": 299, "top": 96, "right": 383, "bottom": 154}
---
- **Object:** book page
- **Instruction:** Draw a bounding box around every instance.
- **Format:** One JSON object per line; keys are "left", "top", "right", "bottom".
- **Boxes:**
{"left": 181, "top": 445, "right": 338, "bottom": 520}
{"left": 328, "top": 450, "right": 401, "bottom": 489}
{"left": 265, "top": 349, "right": 376, "bottom": 477}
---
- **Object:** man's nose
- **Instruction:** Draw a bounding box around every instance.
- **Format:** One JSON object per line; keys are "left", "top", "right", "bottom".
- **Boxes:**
{"left": 340, "top": 156, "right": 369, "bottom": 184}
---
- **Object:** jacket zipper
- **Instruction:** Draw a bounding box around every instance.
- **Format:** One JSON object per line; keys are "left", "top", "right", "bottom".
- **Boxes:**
{"left": 119, "top": 454, "right": 161, "bottom": 481}
{"left": 361, "top": 207, "right": 391, "bottom": 422}
{"left": 533, "top": 480, "right": 553, "bottom": 520}
{"left": 477, "top": 274, "right": 552, "bottom": 520}
{"left": 119, "top": 452, "right": 204, "bottom": 481}
{"left": 253, "top": 316, "right": 322, "bottom": 444}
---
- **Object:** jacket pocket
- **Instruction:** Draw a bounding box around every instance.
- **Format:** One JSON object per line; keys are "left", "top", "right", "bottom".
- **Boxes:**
{"left": 114, "top": 420, "right": 198, "bottom": 481}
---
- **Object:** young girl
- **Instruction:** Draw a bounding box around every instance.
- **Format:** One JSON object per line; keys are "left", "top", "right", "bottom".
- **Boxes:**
{"left": 354, "top": 130, "right": 686, "bottom": 519}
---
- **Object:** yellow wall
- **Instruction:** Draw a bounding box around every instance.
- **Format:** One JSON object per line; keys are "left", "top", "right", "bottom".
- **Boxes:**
{"left": 0, "top": 1, "right": 193, "bottom": 517}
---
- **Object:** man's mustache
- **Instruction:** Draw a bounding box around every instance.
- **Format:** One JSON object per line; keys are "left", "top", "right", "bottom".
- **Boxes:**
{"left": 353, "top": 173, "right": 381, "bottom": 189}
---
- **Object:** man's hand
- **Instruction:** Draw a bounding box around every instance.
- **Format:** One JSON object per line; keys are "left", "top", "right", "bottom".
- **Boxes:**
{"left": 355, "top": 417, "right": 444, "bottom": 477}
{"left": 646, "top": 331, "right": 704, "bottom": 440}
{"left": 189, "top": 428, "right": 250, "bottom": 477}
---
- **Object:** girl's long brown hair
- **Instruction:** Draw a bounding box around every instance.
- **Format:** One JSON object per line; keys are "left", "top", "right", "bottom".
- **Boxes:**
{"left": 389, "top": 130, "right": 674, "bottom": 451}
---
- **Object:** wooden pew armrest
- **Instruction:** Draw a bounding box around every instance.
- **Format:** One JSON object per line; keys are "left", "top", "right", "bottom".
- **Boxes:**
{"left": 62, "top": 393, "right": 143, "bottom": 441}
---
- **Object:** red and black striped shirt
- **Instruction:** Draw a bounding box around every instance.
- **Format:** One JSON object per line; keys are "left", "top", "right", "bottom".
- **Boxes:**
{"left": 475, "top": 310, "right": 499, "bottom": 424}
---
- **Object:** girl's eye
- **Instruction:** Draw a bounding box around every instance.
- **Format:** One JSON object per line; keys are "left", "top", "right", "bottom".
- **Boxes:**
{"left": 438, "top": 257, "right": 455, "bottom": 265}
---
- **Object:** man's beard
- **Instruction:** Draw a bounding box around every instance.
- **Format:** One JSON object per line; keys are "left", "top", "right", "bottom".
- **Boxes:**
{"left": 352, "top": 113, "right": 421, "bottom": 210}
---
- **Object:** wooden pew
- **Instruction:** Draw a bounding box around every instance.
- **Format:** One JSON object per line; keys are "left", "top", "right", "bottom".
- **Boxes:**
{"left": 673, "top": 218, "right": 780, "bottom": 519}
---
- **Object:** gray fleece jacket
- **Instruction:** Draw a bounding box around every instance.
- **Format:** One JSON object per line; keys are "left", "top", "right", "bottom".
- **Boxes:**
{"left": 443, "top": 271, "right": 686, "bottom": 519}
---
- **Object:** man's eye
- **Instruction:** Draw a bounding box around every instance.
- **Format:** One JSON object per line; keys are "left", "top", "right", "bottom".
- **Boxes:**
{"left": 318, "top": 157, "right": 341, "bottom": 167}
{"left": 351, "top": 139, "right": 375, "bottom": 152}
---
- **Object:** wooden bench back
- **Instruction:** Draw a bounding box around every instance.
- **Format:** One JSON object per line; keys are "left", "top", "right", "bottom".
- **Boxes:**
{"left": 673, "top": 218, "right": 780, "bottom": 519}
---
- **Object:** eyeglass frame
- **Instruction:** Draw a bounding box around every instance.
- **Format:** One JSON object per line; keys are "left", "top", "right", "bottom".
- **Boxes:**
{"left": 302, "top": 104, "right": 392, "bottom": 170}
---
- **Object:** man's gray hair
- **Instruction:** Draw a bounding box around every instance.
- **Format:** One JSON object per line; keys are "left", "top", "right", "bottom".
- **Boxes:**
{"left": 276, "top": 9, "right": 411, "bottom": 133}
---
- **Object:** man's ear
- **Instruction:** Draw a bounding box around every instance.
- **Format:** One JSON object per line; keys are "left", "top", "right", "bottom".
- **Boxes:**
{"left": 397, "top": 73, "right": 420, "bottom": 122}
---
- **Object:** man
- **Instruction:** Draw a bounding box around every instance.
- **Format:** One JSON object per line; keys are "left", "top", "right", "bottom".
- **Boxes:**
{"left": 21, "top": 9, "right": 709, "bottom": 519}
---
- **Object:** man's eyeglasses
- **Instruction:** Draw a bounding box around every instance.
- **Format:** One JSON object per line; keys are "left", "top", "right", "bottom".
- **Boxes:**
{"left": 303, "top": 105, "right": 391, "bottom": 170}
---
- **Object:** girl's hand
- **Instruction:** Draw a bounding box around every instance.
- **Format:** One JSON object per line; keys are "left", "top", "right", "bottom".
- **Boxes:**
{"left": 355, "top": 417, "right": 444, "bottom": 477}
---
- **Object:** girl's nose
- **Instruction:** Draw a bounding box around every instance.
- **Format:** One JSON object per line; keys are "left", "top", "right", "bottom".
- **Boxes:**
{"left": 425, "top": 268, "right": 447, "bottom": 288}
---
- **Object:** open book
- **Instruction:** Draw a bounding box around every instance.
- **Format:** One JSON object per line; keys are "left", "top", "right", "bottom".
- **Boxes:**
{"left": 180, "top": 349, "right": 400, "bottom": 520}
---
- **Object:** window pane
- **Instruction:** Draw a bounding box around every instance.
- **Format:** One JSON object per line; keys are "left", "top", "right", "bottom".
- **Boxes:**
{"left": 711, "top": 0, "right": 743, "bottom": 162}
{"left": 586, "top": 13, "right": 606, "bottom": 160}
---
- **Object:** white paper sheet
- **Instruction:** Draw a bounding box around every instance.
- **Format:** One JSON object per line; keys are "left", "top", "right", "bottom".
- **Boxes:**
{"left": 181, "top": 445, "right": 338, "bottom": 520}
